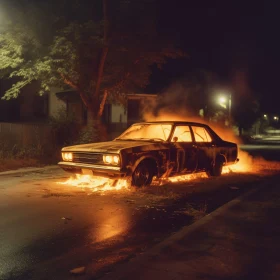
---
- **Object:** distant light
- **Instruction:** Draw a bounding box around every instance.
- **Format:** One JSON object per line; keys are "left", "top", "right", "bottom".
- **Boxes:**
{"left": 263, "top": 114, "right": 267, "bottom": 118}
{"left": 274, "top": 116, "right": 279, "bottom": 120}
{"left": 218, "top": 96, "right": 226, "bottom": 104}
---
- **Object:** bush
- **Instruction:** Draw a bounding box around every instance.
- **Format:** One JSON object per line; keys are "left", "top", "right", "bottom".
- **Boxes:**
{"left": 48, "top": 109, "right": 81, "bottom": 147}
{"left": 74, "top": 125, "right": 99, "bottom": 144}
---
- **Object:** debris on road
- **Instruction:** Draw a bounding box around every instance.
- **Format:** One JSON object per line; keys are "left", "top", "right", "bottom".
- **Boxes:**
{"left": 61, "top": 217, "right": 72, "bottom": 224}
{"left": 70, "top": 266, "right": 86, "bottom": 275}
{"left": 61, "top": 217, "right": 72, "bottom": 220}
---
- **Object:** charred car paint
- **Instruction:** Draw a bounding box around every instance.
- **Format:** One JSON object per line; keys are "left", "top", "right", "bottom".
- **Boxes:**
{"left": 58, "top": 121, "right": 239, "bottom": 187}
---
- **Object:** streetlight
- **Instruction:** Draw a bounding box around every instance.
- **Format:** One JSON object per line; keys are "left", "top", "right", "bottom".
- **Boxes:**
{"left": 217, "top": 93, "right": 232, "bottom": 126}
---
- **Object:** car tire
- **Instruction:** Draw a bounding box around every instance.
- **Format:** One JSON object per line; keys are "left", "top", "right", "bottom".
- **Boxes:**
{"left": 206, "top": 158, "right": 224, "bottom": 177}
{"left": 132, "top": 161, "right": 153, "bottom": 187}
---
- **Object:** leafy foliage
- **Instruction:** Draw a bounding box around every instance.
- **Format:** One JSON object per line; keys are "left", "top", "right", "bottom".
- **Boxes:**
{"left": 0, "top": 0, "right": 184, "bottom": 118}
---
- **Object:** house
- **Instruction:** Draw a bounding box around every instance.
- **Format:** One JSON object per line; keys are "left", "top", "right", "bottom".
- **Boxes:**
{"left": 0, "top": 80, "right": 157, "bottom": 145}
{"left": 54, "top": 90, "right": 158, "bottom": 138}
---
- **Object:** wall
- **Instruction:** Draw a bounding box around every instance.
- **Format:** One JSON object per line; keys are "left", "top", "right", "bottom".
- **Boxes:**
{"left": 111, "top": 104, "right": 127, "bottom": 123}
{"left": 48, "top": 88, "right": 67, "bottom": 118}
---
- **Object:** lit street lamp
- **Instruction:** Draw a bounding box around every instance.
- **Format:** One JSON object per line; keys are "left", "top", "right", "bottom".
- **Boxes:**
{"left": 217, "top": 93, "right": 232, "bottom": 126}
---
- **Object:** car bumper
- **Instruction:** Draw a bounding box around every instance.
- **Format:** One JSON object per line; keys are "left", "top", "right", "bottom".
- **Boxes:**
{"left": 58, "top": 162, "right": 127, "bottom": 178}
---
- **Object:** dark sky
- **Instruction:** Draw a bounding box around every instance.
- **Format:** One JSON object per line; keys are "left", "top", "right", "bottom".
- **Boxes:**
{"left": 1, "top": 0, "right": 280, "bottom": 113}
{"left": 157, "top": 0, "right": 280, "bottom": 113}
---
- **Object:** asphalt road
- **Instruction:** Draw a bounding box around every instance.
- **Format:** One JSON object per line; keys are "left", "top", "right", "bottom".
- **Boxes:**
{"left": 1, "top": 144, "right": 280, "bottom": 280}
{"left": 240, "top": 144, "right": 280, "bottom": 161}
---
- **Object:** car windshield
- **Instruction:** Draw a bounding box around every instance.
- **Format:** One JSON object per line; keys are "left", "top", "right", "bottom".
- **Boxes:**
{"left": 117, "top": 123, "right": 172, "bottom": 141}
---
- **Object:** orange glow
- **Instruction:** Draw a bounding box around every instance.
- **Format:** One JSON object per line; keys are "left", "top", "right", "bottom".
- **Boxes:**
{"left": 222, "top": 149, "right": 253, "bottom": 174}
{"left": 58, "top": 174, "right": 130, "bottom": 193}
{"left": 59, "top": 113, "right": 259, "bottom": 190}
{"left": 142, "top": 112, "right": 255, "bottom": 174}
{"left": 154, "top": 172, "right": 208, "bottom": 185}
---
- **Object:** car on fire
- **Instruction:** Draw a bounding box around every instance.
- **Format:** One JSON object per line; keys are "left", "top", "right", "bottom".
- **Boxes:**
{"left": 58, "top": 121, "right": 239, "bottom": 187}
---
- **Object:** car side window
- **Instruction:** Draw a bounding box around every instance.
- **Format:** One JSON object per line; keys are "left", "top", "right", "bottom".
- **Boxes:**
{"left": 172, "top": 126, "right": 192, "bottom": 142}
{"left": 192, "top": 126, "right": 212, "bottom": 142}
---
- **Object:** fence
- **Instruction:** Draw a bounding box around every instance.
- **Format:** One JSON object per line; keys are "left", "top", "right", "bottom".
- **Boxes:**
{"left": 0, "top": 121, "right": 130, "bottom": 149}
{"left": 0, "top": 122, "right": 52, "bottom": 148}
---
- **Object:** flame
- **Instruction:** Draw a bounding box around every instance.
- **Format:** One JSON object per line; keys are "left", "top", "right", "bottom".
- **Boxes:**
{"left": 154, "top": 172, "right": 208, "bottom": 186}
{"left": 58, "top": 150, "right": 252, "bottom": 192}
{"left": 222, "top": 149, "right": 253, "bottom": 174}
{"left": 58, "top": 113, "right": 260, "bottom": 190}
{"left": 58, "top": 174, "right": 130, "bottom": 193}
{"left": 143, "top": 112, "right": 255, "bottom": 174}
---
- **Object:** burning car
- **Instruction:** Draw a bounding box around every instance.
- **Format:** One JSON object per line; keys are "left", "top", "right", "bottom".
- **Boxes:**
{"left": 58, "top": 121, "right": 239, "bottom": 187}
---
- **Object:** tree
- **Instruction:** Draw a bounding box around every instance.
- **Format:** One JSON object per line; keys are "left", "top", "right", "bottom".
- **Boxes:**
{"left": 230, "top": 70, "right": 260, "bottom": 135}
{"left": 0, "top": 0, "right": 184, "bottom": 140}
{"left": 232, "top": 96, "right": 259, "bottom": 135}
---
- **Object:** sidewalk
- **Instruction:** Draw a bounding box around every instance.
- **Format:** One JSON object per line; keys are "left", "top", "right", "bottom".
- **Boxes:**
{"left": 101, "top": 183, "right": 280, "bottom": 280}
{"left": 0, "top": 165, "right": 59, "bottom": 176}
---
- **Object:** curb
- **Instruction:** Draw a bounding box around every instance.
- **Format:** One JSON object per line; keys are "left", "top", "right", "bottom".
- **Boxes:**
{"left": 0, "top": 165, "right": 60, "bottom": 177}
{"left": 100, "top": 184, "right": 265, "bottom": 280}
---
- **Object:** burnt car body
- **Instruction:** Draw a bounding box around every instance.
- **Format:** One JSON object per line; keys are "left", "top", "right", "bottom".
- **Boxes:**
{"left": 58, "top": 121, "right": 239, "bottom": 187}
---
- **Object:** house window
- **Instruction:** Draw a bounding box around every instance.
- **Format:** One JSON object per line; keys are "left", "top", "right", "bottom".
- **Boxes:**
{"left": 127, "top": 99, "right": 141, "bottom": 125}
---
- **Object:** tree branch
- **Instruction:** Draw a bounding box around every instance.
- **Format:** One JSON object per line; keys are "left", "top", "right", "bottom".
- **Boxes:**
{"left": 98, "top": 89, "right": 108, "bottom": 118}
{"left": 60, "top": 72, "right": 90, "bottom": 108}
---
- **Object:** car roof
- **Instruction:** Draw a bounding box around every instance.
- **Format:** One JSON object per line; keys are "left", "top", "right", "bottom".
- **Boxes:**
{"left": 132, "top": 121, "right": 210, "bottom": 127}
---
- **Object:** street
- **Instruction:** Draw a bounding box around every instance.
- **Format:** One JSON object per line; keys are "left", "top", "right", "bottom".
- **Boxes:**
{"left": 1, "top": 145, "right": 280, "bottom": 280}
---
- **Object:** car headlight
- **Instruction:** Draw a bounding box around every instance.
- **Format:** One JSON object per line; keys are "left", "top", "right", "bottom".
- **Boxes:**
{"left": 103, "top": 154, "right": 120, "bottom": 165}
{"left": 62, "top": 152, "right": 73, "bottom": 161}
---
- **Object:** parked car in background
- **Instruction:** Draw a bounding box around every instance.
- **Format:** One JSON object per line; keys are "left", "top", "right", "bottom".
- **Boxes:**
{"left": 58, "top": 121, "right": 239, "bottom": 187}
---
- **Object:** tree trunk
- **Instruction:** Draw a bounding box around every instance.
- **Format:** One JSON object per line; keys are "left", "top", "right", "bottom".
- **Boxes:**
{"left": 87, "top": 106, "right": 108, "bottom": 142}
{"left": 84, "top": 0, "right": 109, "bottom": 143}
{"left": 93, "top": 0, "right": 109, "bottom": 102}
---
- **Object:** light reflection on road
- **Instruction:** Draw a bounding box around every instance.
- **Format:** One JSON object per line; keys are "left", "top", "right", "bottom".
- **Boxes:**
{"left": 94, "top": 208, "right": 129, "bottom": 243}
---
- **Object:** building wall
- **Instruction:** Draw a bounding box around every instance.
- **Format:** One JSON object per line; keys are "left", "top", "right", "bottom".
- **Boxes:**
{"left": 48, "top": 88, "right": 67, "bottom": 118}
{"left": 127, "top": 94, "right": 157, "bottom": 126}
{"left": 111, "top": 104, "right": 127, "bottom": 123}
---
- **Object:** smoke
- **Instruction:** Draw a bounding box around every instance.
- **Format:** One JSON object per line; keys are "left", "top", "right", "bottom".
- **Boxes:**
{"left": 141, "top": 82, "right": 241, "bottom": 145}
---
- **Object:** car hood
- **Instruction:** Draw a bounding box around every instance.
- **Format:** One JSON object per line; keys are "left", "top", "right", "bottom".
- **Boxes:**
{"left": 61, "top": 140, "right": 166, "bottom": 153}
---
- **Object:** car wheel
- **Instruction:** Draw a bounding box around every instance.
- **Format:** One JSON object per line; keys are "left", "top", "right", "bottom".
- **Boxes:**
{"left": 206, "top": 158, "right": 224, "bottom": 177}
{"left": 132, "top": 161, "right": 153, "bottom": 187}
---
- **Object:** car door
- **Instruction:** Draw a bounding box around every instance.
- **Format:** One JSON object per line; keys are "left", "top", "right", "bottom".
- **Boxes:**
{"left": 169, "top": 125, "right": 198, "bottom": 174}
{"left": 190, "top": 125, "right": 215, "bottom": 170}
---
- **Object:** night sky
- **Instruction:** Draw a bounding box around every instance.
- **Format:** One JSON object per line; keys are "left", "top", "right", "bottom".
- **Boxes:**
{"left": 1, "top": 0, "right": 280, "bottom": 114}
{"left": 156, "top": 0, "right": 280, "bottom": 113}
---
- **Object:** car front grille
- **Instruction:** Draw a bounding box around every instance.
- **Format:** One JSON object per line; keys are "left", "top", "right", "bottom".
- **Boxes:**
{"left": 72, "top": 152, "right": 103, "bottom": 165}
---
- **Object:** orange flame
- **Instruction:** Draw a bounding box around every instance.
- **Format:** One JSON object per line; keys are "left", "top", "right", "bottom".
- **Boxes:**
{"left": 58, "top": 174, "right": 130, "bottom": 193}
{"left": 58, "top": 112, "right": 258, "bottom": 190}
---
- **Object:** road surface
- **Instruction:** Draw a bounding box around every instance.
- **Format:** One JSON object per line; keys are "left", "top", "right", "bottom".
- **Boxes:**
{"left": 1, "top": 145, "right": 280, "bottom": 280}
